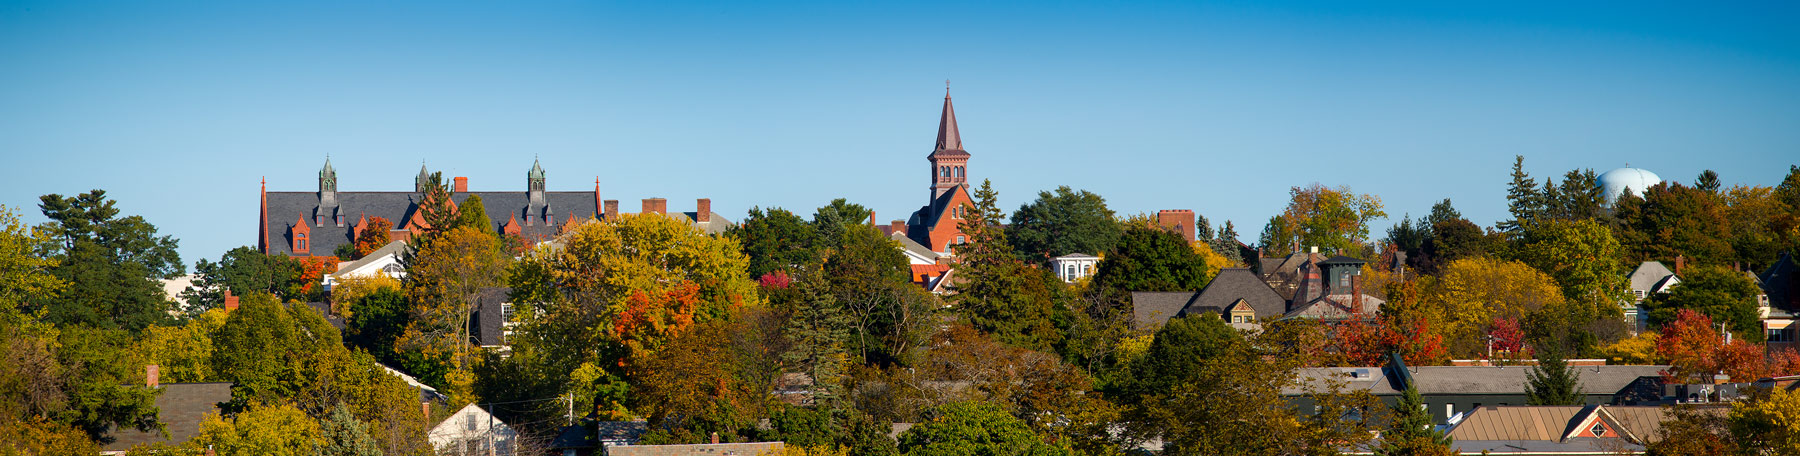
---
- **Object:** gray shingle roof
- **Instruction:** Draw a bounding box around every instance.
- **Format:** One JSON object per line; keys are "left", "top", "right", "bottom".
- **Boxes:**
{"left": 1627, "top": 261, "right": 1675, "bottom": 292}
{"left": 101, "top": 383, "right": 233, "bottom": 452}
{"left": 1763, "top": 252, "right": 1800, "bottom": 313}
{"left": 1131, "top": 291, "right": 1195, "bottom": 330}
{"left": 605, "top": 442, "right": 785, "bottom": 456}
{"left": 473, "top": 287, "right": 511, "bottom": 347}
{"left": 264, "top": 191, "right": 600, "bottom": 256}
{"left": 1185, "top": 268, "right": 1287, "bottom": 319}
{"left": 1287, "top": 365, "right": 1668, "bottom": 398}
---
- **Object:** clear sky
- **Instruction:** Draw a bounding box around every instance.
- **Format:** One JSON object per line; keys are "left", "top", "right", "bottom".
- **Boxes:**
{"left": 3, "top": 1, "right": 1796, "bottom": 265}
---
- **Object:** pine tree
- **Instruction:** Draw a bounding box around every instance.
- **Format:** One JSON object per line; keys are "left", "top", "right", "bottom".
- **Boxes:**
{"left": 1695, "top": 170, "right": 1721, "bottom": 194}
{"left": 318, "top": 402, "right": 383, "bottom": 456}
{"left": 1498, "top": 156, "right": 1542, "bottom": 233}
{"left": 783, "top": 263, "right": 850, "bottom": 411}
{"left": 1525, "top": 349, "right": 1585, "bottom": 405}
{"left": 1376, "top": 384, "right": 1454, "bottom": 456}
{"left": 455, "top": 194, "right": 493, "bottom": 234}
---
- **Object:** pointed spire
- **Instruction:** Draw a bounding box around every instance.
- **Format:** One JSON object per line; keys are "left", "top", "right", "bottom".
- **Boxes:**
{"left": 530, "top": 157, "right": 545, "bottom": 179}
{"left": 934, "top": 89, "right": 963, "bottom": 153}
{"left": 321, "top": 156, "right": 335, "bottom": 177}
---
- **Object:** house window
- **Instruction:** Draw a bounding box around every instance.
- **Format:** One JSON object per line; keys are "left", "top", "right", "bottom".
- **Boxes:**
{"left": 1770, "top": 328, "right": 1792, "bottom": 343}
{"left": 296, "top": 233, "right": 307, "bottom": 252}
{"left": 467, "top": 417, "right": 478, "bottom": 431}
{"left": 954, "top": 166, "right": 963, "bottom": 178}
{"left": 1590, "top": 422, "right": 1607, "bottom": 437}
{"left": 1065, "top": 265, "right": 1075, "bottom": 280}
{"left": 956, "top": 235, "right": 965, "bottom": 244}
{"left": 336, "top": 215, "right": 345, "bottom": 227}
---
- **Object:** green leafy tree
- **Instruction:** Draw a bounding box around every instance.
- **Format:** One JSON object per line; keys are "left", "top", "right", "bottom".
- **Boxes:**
{"left": 783, "top": 264, "right": 851, "bottom": 410}
{"left": 1643, "top": 265, "right": 1762, "bottom": 341}
{"left": 1509, "top": 219, "right": 1629, "bottom": 354}
{"left": 210, "top": 292, "right": 343, "bottom": 407}
{"left": 346, "top": 287, "right": 412, "bottom": 367}
{"left": 824, "top": 224, "right": 934, "bottom": 365}
{"left": 1541, "top": 169, "right": 1605, "bottom": 222}
{"left": 51, "top": 325, "right": 163, "bottom": 439}
{"left": 1524, "top": 350, "right": 1584, "bottom": 405}
{"left": 455, "top": 194, "right": 494, "bottom": 233}
{"left": 400, "top": 226, "right": 510, "bottom": 372}
{"left": 896, "top": 401, "right": 1072, "bottom": 456}
{"left": 1092, "top": 224, "right": 1211, "bottom": 295}
{"left": 34, "top": 190, "right": 183, "bottom": 332}
{"left": 188, "top": 403, "right": 322, "bottom": 456}
{"left": 951, "top": 180, "right": 1068, "bottom": 351}
{"left": 1259, "top": 183, "right": 1387, "bottom": 255}
{"left": 730, "top": 207, "right": 818, "bottom": 278}
{"left": 1007, "top": 186, "right": 1122, "bottom": 263}
{"left": 1375, "top": 384, "right": 1454, "bottom": 456}
{"left": 183, "top": 246, "right": 305, "bottom": 313}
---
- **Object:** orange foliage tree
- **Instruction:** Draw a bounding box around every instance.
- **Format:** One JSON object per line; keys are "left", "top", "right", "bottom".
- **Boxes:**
{"left": 614, "top": 281, "right": 703, "bottom": 364}
{"left": 1329, "top": 313, "right": 1446, "bottom": 367}
{"left": 292, "top": 256, "right": 341, "bottom": 299}
{"left": 354, "top": 216, "right": 393, "bottom": 258}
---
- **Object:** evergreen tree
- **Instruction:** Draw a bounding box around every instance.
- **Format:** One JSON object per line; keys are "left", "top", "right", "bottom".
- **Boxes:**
{"left": 951, "top": 180, "right": 1066, "bottom": 350}
{"left": 1498, "top": 156, "right": 1542, "bottom": 233}
{"left": 1525, "top": 349, "right": 1585, "bottom": 405}
{"left": 1695, "top": 170, "right": 1721, "bottom": 194}
{"left": 1195, "top": 214, "right": 1214, "bottom": 241}
{"left": 317, "top": 402, "right": 384, "bottom": 456}
{"left": 783, "top": 264, "right": 850, "bottom": 411}
{"left": 1006, "top": 186, "right": 1122, "bottom": 263}
{"left": 1376, "top": 384, "right": 1454, "bottom": 456}
{"left": 35, "top": 190, "right": 183, "bottom": 333}
{"left": 415, "top": 172, "right": 458, "bottom": 241}
{"left": 1426, "top": 199, "right": 1462, "bottom": 229}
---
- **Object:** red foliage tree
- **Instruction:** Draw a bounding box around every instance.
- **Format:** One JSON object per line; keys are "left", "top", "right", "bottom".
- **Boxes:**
{"left": 1658, "top": 309, "right": 1776, "bottom": 382}
{"left": 1488, "top": 316, "right": 1528, "bottom": 362}
{"left": 1328, "top": 313, "right": 1446, "bottom": 367}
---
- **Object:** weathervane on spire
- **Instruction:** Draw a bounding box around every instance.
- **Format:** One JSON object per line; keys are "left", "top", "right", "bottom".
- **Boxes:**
{"left": 945, "top": 79, "right": 951, "bottom": 95}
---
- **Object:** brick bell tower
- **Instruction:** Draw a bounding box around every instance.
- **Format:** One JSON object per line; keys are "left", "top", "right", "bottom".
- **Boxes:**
{"left": 928, "top": 86, "right": 970, "bottom": 201}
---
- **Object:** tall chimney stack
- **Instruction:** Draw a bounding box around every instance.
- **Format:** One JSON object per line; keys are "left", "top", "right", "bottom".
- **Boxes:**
{"left": 1675, "top": 255, "right": 1686, "bottom": 276}
{"left": 147, "top": 364, "right": 160, "bottom": 388}
{"left": 696, "top": 199, "right": 711, "bottom": 223}
{"left": 604, "top": 200, "right": 619, "bottom": 219}
{"left": 453, "top": 177, "right": 468, "bottom": 193}
{"left": 223, "top": 290, "right": 239, "bottom": 312}
{"left": 642, "top": 198, "right": 667, "bottom": 215}
{"left": 868, "top": 210, "right": 877, "bottom": 226}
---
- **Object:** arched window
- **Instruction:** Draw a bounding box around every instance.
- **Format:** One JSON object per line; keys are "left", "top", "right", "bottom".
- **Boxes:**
{"left": 954, "top": 167, "right": 963, "bottom": 179}
{"left": 296, "top": 233, "right": 307, "bottom": 252}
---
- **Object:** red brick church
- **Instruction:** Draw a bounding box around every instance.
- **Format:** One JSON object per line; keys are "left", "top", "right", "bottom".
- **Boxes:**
{"left": 894, "top": 90, "right": 975, "bottom": 255}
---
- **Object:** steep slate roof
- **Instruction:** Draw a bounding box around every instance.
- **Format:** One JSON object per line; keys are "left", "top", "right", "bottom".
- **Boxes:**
{"left": 1131, "top": 291, "right": 1196, "bottom": 329}
{"left": 929, "top": 92, "right": 968, "bottom": 158}
{"left": 472, "top": 287, "right": 511, "bottom": 347}
{"left": 101, "top": 383, "right": 233, "bottom": 452}
{"left": 1628, "top": 261, "right": 1676, "bottom": 292}
{"left": 1185, "top": 268, "right": 1287, "bottom": 319}
{"left": 265, "top": 190, "right": 599, "bottom": 256}
{"left": 606, "top": 442, "right": 785, "bottom": 456}
{"left": 1763, "top": 252, "right": 1800, "bottom": 313}
{"left": 907, "top": 183, "right": 969, "bottom": 241}
{"left": 674, "top": 211, "right": 733, "bottom": 235}
{"left": 1284, "top": 294, "right": 1383, "bottom": 320}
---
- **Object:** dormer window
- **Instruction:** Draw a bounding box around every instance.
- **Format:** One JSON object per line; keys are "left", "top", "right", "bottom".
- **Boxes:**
{"left": 295, "top": 233, "right": 308, "bottom": 252}
{"left": 336, "top": 215, "right": 345, "bottom": 227}
{"left": 1589, "top": 422, "right": 1607, "bottom": 437}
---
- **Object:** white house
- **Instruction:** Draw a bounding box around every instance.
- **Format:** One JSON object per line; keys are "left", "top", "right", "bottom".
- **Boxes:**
{"left": 429, "top": 403, "right": 519, "bottom": 456}
{"left": 891, "top": 232, "right": 942, "bottom": 266}
{"left": 1626, "top": 260, "right": 1681, "bottom": 332}
{"left": 1050, "top": 254, "right": 1101, "bottom": 283}
{"left": 323, "top": 240, "right": 409, "bottom": 293}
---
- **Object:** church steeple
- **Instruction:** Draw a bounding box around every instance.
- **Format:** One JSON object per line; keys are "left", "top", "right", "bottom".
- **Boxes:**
{"left": 928, "top": 88, "right": 971, "bottom": 200}
{"left": 319, "top": 157, "right": 337, "bottom": 193}
{"left": 414, "top": 163, "right": 431, "bottom": 193}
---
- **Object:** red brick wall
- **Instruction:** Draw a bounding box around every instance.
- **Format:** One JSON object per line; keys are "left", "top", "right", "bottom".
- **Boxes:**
{"left": 1157, "top": 209, "right": 1196, "bottom": 242}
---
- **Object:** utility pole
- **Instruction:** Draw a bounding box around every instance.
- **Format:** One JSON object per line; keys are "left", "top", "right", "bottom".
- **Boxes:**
{"left": 566, "top": 393, "right": 574, "bottom": 426}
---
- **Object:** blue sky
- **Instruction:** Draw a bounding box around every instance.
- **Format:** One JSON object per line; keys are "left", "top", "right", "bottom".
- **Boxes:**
{"left": 2, "top": 1, "right": 1796, "bottom": 265}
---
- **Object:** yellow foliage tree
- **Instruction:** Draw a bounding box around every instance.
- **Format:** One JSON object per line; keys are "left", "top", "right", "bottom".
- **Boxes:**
{"left": 1730, "top": 387, "right": 1800, "bottom": 453}
{"left": 189, "top": 403, "right": 321, "bottom": 456}
{"left": 1190, "top": 241, "right": 1228, "bottom": 282}
{"left": 1426, "top": 257, "right": 1566, "bottom": 357}
{"left": 328, "top": 274, "right": 401, "bottom": 318}
{"left": 1598, "top": 332, "right": 1660, "bottom": 365}
{"left": 129, "top": 308, "right": 230, "bottom": 383}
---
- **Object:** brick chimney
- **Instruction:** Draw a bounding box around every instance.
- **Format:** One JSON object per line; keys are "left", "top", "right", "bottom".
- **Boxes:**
{"left": 1351, "top": 274, "right": 1361, "bottom": 303}
{"left": 453, "top": 177, "right": 468, "bottom": 193}
{"left": 604, "top": 200, "right": 619, "bottom": 219}
{"left": 710, "top": 432, "right": 720, "bottom": 444}
{"left": 223, "top": 290, "right": 239, "bottom": 312}
{"left": 422, "top": 402, "right": 430, "bottom": 421}
{"left": 642, "top": 198, "right": 667, "bottom": 215}
{"left": 868, "top": 210, "right": 877, "bottom": 226}
{"left": 146, "top": 364, "right": 160, "bottom": 388}
{"left": 1675, "top": 255, "right": 1685, "bottom": 276}
{"left": 696, "top": 199, "right": 711, "bottom": 222}
{"left": 890, "top": 220, "right": 907, "bottom": 236}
